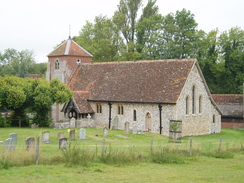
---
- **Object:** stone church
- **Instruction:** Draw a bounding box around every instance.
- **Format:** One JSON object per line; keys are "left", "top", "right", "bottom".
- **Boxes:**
{"left": 46, "top": 37, "right": 221, "bottom": 137}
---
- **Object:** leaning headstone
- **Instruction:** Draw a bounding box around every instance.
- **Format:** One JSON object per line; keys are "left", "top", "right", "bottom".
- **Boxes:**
{"left": 69, "top": 129, "right": 76, "bottom": 140}
{"left": 79, "top": 128, "right": 86, "bottom": 139}
{"left": 132, "top": 126, "right": 137, "bottom": 134}
{"left": 103, "top": 127, "right": 108, "bottom": 137}
{"left": 9, "top": 133, "right": 17, "bottom": 150}
{"left": 57, "top": 132, "right": 64, "bottom": 140}
{"left": 111, "top": 116, "right": 119, "bottom": 130}
{"left": 59, "top": 138, "right": 68, "bottom": 150}
{"left": 42, "top": 131, "right": 50, "bottom": 143}
{"left": 5, "top": 138, "right": 13, "bottom": 151}
{"left": 70, "top": 117, "right": 76, "bottom": 128}
{"left": 26, "top": 137, "right": 35, "bottom": 151}
{"left": 124, "top": 122, "right": 130, "bottom": 135}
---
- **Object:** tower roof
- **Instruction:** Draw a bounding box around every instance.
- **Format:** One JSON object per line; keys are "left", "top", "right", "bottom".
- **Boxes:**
{"left": 48, "top": 38, "right": 93, "bottom": 57}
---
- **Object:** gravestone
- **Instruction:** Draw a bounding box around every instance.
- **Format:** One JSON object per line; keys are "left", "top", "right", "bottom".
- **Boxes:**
{"left": 59, "top": 138, "right": 68, "bottom": 150}
{"left": 26, "top": 137, "right": 35, "bottom": 151}
{"left": 42, "top": 131, "right": 50, "bottom": 143}
{"left": 124, "top": 122, "right": 130, "bottom": 135}
{"left": 103, "top": 127, "right": 108, "bottom": 137}
{"left": 69, "top": 129, "right": 76, "bottom": 140}
{"left": 141, "top": 124, "right": 145, "bottom": 134}
{"left": 70, "top": 117, "right": 76, "bottom": 128}
{"left": 57, "top": 132, "right": 64, "bottom": 140}
{"left": 0, "top": 141, "right": 3, "bottom": 145}
{"left": 132, "top": 126, "right": 137, "bottom": 134}
{"left": 79, "top": 128, "right": 86, "bottom": 139}
{"left": 5, "top": 138, "right": 13, "bottom": 151}
{"left": 31, "top": 123, "right": 39, "bottom": 128}
{"left": 111, "top": 116, "right": 119, "bottom": 130}
{"left": 9, "top": 133, "right": 17, "bottom": 150}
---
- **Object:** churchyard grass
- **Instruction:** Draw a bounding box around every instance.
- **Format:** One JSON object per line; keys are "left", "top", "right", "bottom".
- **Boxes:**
{"left": 0, "top": 128, "right": 243, "bottom": 182}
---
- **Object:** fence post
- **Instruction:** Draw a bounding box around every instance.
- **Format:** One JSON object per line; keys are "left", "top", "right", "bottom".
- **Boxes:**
{"left": 189, "top": 138, "right": 193, "bottom": 156}
{"left": 102, "top": 139, "right": 106, "bottom": 157}
{"left": 150, "top": 139, "right": 154, "bottom": 157}
{"left": 35, "top": 137, "right": 40, "bottom": 165}
{"left": 218, "top": 136, "right": 222, "bottom": 151}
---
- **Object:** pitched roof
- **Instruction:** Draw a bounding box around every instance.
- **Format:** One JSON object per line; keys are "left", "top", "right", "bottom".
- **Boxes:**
{"left": 212, "top": 94, "right": 243, "bottom": 117}
{"left": 48, "top": 38, "right": 93, "bottom": 57}
{"left": 212, "top": 94, "right": 243, "bottom": 104}
{"left": 73, "top": 91, "right": 94, "bottom": 113}
{"left": 68, "top": 59, "right": 196, "bottom": 105}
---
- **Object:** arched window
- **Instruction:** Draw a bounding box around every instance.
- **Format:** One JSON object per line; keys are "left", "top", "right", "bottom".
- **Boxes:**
{"left": 192, "top": 85, "right": 195, "bottom": 114}
{"left": 118, "top": 105, "right": 124, "bottom": 115}
{"left": 199, "top": 95, "right": 202, "bottom": 114}
{"left": 96, "top": 104, "right": 102, "bottom": 113}
{"left": 133, "top": 110, "right": 137, "bottom": 121}
{"left": 186, "top": 96, "right": 189, "bottom": 115}
{"left": 213, "top": 114, "right": 216, "bottom": 123}
{"left": 55, "top": 59, "right": 60, "bottom": 69}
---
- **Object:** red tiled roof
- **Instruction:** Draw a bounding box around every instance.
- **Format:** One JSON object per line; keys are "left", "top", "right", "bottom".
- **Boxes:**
{"left": 68, "top": 59, "right": 196, "bottom": 104}
{"left": 48, "top": 38, "right": 93, "bottom": 57}
{"left": 73, "top": 91, "right": 94, "bottom": 113}
{"left": 212, "top": 94, "right": 243, "bottom": 104}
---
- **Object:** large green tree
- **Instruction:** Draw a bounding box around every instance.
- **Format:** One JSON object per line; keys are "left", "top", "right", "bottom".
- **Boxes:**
{"left": 0, "top": 49, "right": 46, "bottom": 77}
{"left": 75, "top": 15, "right": 122, "bottom": 62}
{"left": 218, "top": 27, "right": 244, "bottom": 93}
{"left": 0, "top": 76, "right": 73, "bottom": 126}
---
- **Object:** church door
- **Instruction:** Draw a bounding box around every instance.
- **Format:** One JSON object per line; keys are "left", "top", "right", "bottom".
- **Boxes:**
{"left": 145, "top": 112, "right": 152, "bottom": 132}
{"left": 69, "top": 109, "right": 77, "bottom": 119}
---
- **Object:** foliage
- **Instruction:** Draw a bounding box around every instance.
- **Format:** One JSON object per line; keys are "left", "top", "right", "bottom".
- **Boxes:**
{"left": 0, "top": 76, "right": 73, "bottom": 127}
{"left": 0, "top": 49, "right": 46, "bottom": 77}
{"left": 205, "top": 150, "right": 234, "bottom": 159}
{"left": 0, "top": 115, "right": 7, "bottom": 127}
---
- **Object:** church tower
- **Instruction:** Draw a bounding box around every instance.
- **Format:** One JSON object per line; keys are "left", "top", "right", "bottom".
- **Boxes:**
{"left": 46, "top": 37, "right": 93, "bottom": 84}
{"left": 46, "top": 37, "right": 93, "bottom": 123}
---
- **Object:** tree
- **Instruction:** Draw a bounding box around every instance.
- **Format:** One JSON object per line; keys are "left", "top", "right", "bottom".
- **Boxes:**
{"left": 136, "top": 0, "right": 163, "bottom": 59}
{"left": 218, "top": 27, "right": 244, "bottom": 93}
{"left": 75, "top": 15, "right": 122, "bottom": 62}
{"left": 0, "top": 76, "right": 73, "bottom": 126}
{"left": 0, "top": 49, "right": 46, "bottom": 77}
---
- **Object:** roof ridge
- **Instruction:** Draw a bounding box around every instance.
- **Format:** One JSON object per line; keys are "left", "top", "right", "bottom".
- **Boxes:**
{"left": 82, "top": 58, "right": 197, "bottom": 65}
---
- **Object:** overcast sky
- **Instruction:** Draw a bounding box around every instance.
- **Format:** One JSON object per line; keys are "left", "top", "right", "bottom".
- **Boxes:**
{"left": 1, "top": 0, "right": 243, "bottom": 63}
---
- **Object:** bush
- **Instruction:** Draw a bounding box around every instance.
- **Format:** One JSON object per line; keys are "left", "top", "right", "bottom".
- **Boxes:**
{"left": 0, "top": 115, "right": 7, "bottom": 127}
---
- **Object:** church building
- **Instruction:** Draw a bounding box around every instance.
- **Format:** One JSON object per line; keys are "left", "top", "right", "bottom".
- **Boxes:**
{"left": 46, "top": 37, "right": 221, "bottom": 137}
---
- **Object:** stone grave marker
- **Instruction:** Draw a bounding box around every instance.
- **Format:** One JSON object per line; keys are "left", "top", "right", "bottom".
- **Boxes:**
{"left": 79, "top": 128, "right": 86, "bottom": 139}
{"left": 0, "top": 141, "right": 3, "bottom": 145}
{"left": 59, "top": 138, "right": 68, "bottom": 150}
{"left": 141, "top": 124, "right": 145, "bottom": 134}
{"left": 111, "top": 116, "right": 119, "bottom": 130}
{"left": 5, "top": 138, "right": 13, "bottom": 151}
{"left": 57, "top": 132, "right": 64, "bottom": 140}
{"left": 70, "top": 117, "right": 76, "bottom": 128}
{"left": 9, "top": 133, "right": 17, "bottom": 150}
{"left": 124, "top": 122, "right": 130, "bottom": 135}
{"left": 26, "top": 137, "right": 35, "bottom": 151}
{"left": 69, "top": 129, "right": 76, "bottom": 140}
{"left": 103, "top": 127, "right": 108, "bottom": 137}
{"left": 132, "top": 126, "right": 137, "bottom": 134}
{"left": 42, "top": 131, "right": 50, "bottom": 143}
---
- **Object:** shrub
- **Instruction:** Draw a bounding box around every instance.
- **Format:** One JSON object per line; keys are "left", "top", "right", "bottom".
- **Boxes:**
{"left": 0, "top": 115, "right": 7, "bottom": 127}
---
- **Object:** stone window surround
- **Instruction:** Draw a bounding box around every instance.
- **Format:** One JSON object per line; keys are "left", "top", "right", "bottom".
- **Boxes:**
{"left": 55, "top": 59, "right": 60, "bottom": 70}
{"left": 117, "top": 104, "right": 124, "bottom": 115}
{"left": 96, "top": 103, "right": 102, "bottom": 114}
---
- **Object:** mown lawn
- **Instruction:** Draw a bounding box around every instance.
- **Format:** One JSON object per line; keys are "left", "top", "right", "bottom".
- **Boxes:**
{"left": 0, "top": 128, "right": 243, "bottom": 183}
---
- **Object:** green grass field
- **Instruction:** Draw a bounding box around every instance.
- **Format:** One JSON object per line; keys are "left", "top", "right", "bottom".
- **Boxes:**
{"left": 0, "top": 127, "right": 243, "bottom": 183}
